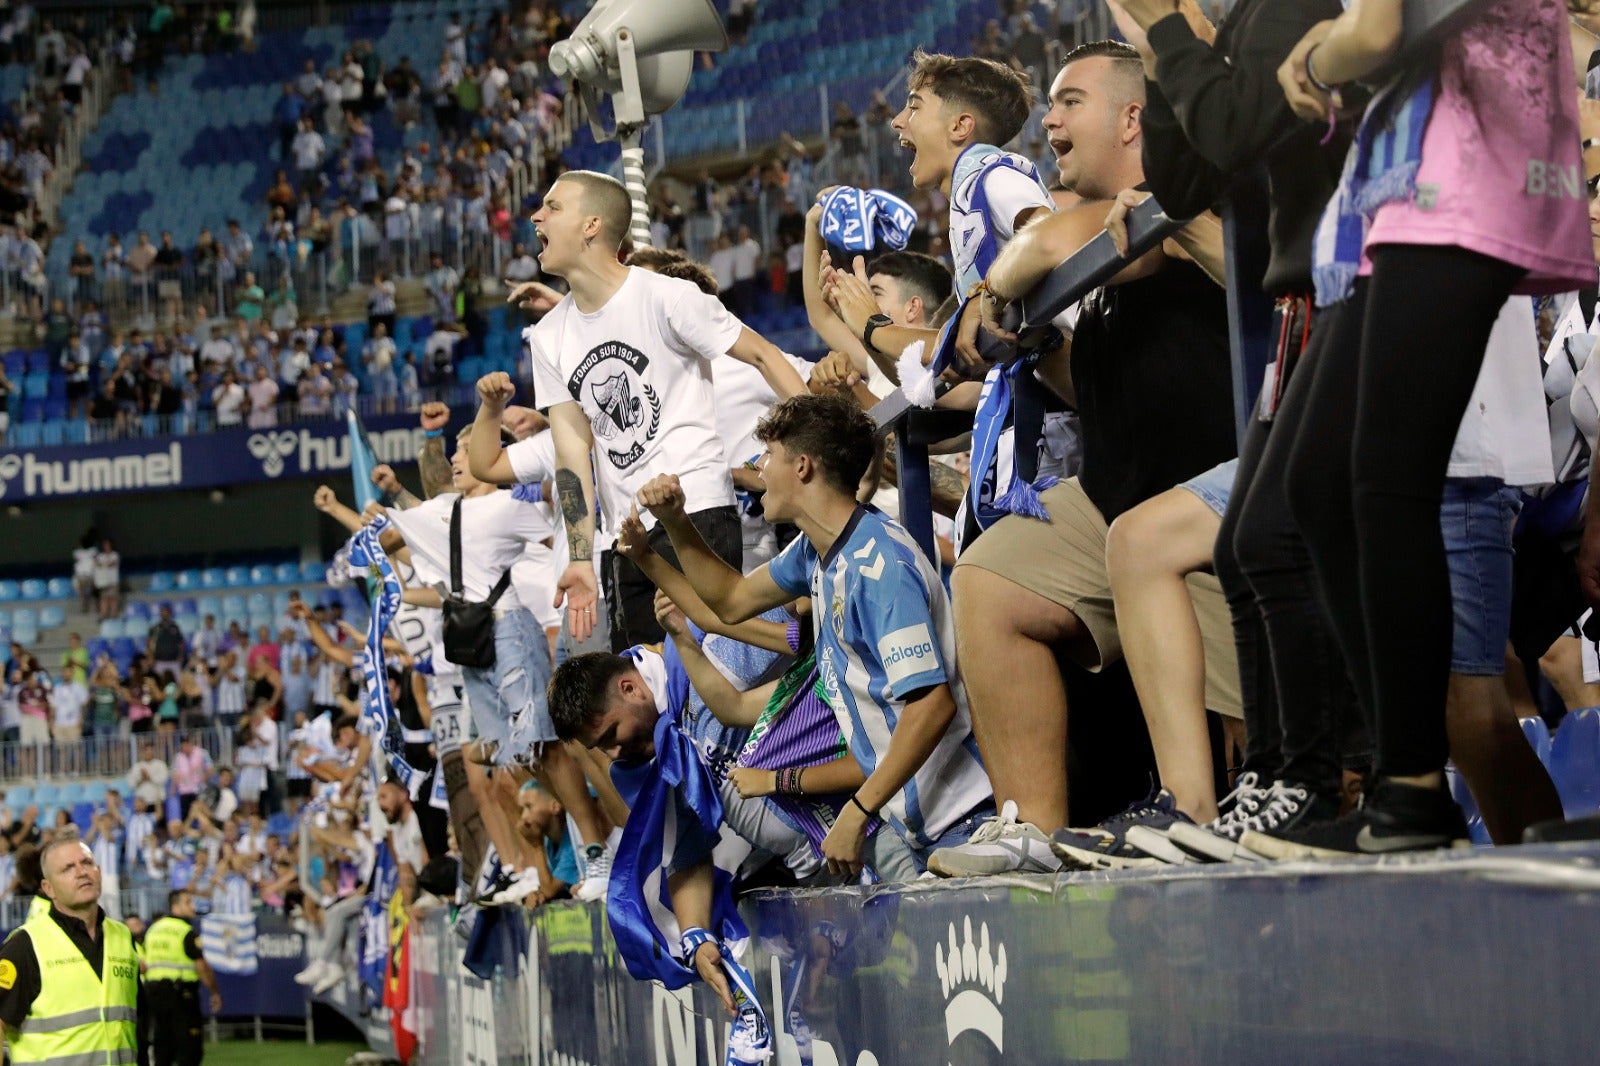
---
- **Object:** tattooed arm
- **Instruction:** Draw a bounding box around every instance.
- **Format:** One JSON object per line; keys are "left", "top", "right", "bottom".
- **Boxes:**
{"left": 549, "top": 400, "right": 602, "bottom": 642}
{"left": 878, "top": 444, "right": 970, "bottom": 519}
{"left": 416, "top": 401, "right": 455, "bottom": 499}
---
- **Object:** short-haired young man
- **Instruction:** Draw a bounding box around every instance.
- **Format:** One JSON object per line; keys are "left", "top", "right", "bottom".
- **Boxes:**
{"left": 473, "top": 170, "right": 809, "bottom": 654}
{"left": 636, "top": 394, "right": 993, "bottom": 881}
{"left": 928, "top": 43, "right": 1238, "bottom": 876}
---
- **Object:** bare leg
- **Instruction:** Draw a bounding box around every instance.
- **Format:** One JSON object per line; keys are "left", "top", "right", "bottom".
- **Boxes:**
{"left": 1105, "top": 489, "right": 1222, "bottom": 822}
{"left": 466, "top": 757, "right": 533, "bottom": 870}
{"left": 567, "top": 743, "right": 630, "bottom": 829}
{"left": 951, "top": 565, "right": 1085, "bottom": 833}
{"left": 536, "top": 740, "right": 611, "bottom": 847}
{"left": 1446, "top": 673, "right": 1563, "bottom": 844}
{"left": 1539, "top": 636, "right": 1600, "bottom": 712}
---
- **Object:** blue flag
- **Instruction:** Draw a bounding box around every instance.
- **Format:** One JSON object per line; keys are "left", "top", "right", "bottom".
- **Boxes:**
{"left": 607, "top": 713, "right": 747, "bottom": 989}
{"left": 346, "top": 408, "right": 381, "bottom": 511}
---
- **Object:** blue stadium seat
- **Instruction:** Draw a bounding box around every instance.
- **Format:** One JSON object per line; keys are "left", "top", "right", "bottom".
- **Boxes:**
{"left": 177, "top": 615, "right": 198, "bottom": 637}
{"left": 5, "top": 785, "right": 31, "bottom": 808}
{"left": 173, "top": 597, "right": 198, "bottom": 616}
{"left": 197, "top": 596, "right": 223, "bottom": 620}
{"left": 58, "top": 783, "right": 87, "bottom": 804}
{"left": 1, "top": 351, "right": 23, "bottom": 378}
{"left": 0, "top": 580, "right": 17, "bottom": 601}
{"left": 247, "top": 593, "right": 272, "bottom": 616}
{"left": 1550, "top": 708, "right": 1600, "bottom": 819}
{"left": 11, "top": 624, "right": 37, "bottom": 647}
{"left": 0, "top": 608, "right": 9, "bottom": 627}
{"left": 271, "top": 592, "right": 293, "bottom": 615}
{"left": 299, "top": 560, "right": 325, "bottom": 583}
{"left": 200, "top": 568, "right": 226, "bottom": 589}
{"left": 273, "top": 562, "right": 299, "bottom": 584}
{"left": 149, "top": 572, "right": 175, "bottom": 592}
{"left": 98, "top": 617, "right": 124, "bottom": 639}
{"left": 32, "top": 783, "right": 60, "bottom": 808}
{"left": 12, "top": 607, "right": 36, "bottom": 629}
{"left": 111, "top": 637, "right": 138, "bottom": 660}
{"left": 266, "top": 812, "right": 295, "bottom": 839}
{"left": 87, "top": 638, "right": 111, "bottom": 660}
{"left": 19, "top": 578, "right": 45, "bottom": 600}
{"left": 174, "top": 569, "right": 202, "bottom": 590}
{"left": 249, "top": 564, "right": 275, "bottom": 585}
{"left": 123, "top": 601, "right": 152, "bottom": 622}
{"left": 224, "top": 566, "right": 252, "bottom": 587}
{"left": 46, "top": 577, "right": 72, "bottom": 599}
{"left": 25, "top": 351, "right": 49, "bottom": 374}
{"left": 38, "top": 605, "right": 64, "bottom": 629}
{"left": 222, "top": 594, "right": 247, "bottom": 618}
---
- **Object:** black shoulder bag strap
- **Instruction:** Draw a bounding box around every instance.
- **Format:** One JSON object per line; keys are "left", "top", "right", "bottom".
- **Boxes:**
{"left": 450, "top": 495, "right": 513, "bottom": 606}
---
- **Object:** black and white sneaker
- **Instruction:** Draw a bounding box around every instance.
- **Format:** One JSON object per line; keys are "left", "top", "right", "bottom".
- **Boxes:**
{"left": 1157, "top": 772, "right": 1273, "bottom": 863}
{"left": 1050, "top": 788, "right": 1192, "bottom": 870}
{"left": 1242, "top": 779, "right": 1469, "bottom": 860}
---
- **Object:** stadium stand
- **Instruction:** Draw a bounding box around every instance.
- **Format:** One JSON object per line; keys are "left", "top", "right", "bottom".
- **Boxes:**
{"left": 5, "top": 1, "right": 1600, "bottom": 1063}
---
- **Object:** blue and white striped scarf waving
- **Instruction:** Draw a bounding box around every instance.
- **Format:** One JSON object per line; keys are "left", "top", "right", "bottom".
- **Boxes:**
{"left": 342, "top": 515, "right": 429, "bottom": 799}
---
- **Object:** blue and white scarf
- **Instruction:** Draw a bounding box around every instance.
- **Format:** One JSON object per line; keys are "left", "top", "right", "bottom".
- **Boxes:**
{"left": 343, "top": 515, "right": 429, "bottom": 799}
{"left": 1311, "top": 75, "right": 1437, "bottom": 307}
{"left": 818, "top": 187, "right": 918, "bottom": 253}
{"left": 967, "top": 355, "right": 1057, "bottom": 527}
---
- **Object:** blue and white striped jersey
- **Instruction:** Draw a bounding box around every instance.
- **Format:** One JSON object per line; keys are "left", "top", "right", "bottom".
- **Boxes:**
{"left": 768, "top": 506, "right": 991, "bottom": 847}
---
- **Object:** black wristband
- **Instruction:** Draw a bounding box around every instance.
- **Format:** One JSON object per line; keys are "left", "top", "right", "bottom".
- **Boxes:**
{"left": 850, "top": 793, "right": 876, "bottom": 820}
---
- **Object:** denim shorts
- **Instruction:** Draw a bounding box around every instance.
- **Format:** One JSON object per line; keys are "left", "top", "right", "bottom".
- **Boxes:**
{"left": 461, "top": 606, "right": 556, "bottom": 747}
{"left": 1179, "top": 457, "right": 1240, "bottom": 518}
{"left": 864, "top": 802, "right": 996, "bottom": 881}
{"left": 1442, "top": 477, "right": 1522, "bottom": 675}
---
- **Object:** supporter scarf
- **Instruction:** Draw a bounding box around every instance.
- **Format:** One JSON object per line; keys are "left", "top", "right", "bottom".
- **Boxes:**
{"left": 734, "top": 650, "right": 859, "bottom": 855}
{"left": 968, "top": 355, "right": 1057, "bottom": 527}
{"left": 607, "top": 710, "right": 756, "bottom": 979}
{"left": 343, "top": 516, "right": 429, "bottom": 799}
{"left": 818, "top": 187, "right": 918, "bottom": 253}
{"left": 1311, "top": 74, "right": 1437, "bottom": 306}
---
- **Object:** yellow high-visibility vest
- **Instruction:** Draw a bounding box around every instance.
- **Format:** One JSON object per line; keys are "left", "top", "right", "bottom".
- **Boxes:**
{"left": 3, "top": 911, "right": 139, "bottom": 1066}
{"left": 140, "top": 917, "right": 198, "bottom": 984}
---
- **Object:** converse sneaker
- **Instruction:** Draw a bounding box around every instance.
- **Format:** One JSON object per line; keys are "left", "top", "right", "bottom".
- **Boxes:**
{"left": 488, "top": 866, "right": 543, "bottom": 906}
{"left": 1243, "top": 779, "right": 1469, "bottom": 860}
{"left": 573, "top": 842, "right": 613, "bottom": 902}
{"left": 926, "top": 800, "right": 1063, "bottom": 877}
{"left": 1165, "top": 771, "right": 1273, "bottom": 863}
{"left": 1049, "top": 788, "right": 1190, "bottom": 871}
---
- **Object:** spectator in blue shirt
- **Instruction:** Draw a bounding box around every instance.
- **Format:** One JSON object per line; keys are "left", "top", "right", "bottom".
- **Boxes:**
{"left": 273, "top": 82, "right": 305, "bottom": 162}
{"left": 516, "top": 780, "right": 580, "bottom": 903}
{"left": 637, "top": 394, "right": 994, "bottom": 881}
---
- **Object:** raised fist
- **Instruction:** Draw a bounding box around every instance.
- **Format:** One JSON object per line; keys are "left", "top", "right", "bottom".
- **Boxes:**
{"left": 636, "top": 474, "right": 687, "bottom": 522}
{"left": 419, "top": 401, "right": 450, "bottom": 433}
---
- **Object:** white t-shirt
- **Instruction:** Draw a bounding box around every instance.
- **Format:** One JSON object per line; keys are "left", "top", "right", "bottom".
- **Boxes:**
{"left": 527, "top": 268, "right": 744, "bottom": 538}
{"left": 502, "top": 430, "right": 565, "bottom": 631}
{"left": 730, "top": 239, "right": 761, "bottom": 282}
{"left": 1446, "top": 296, "right": 1553, "bottom": 488}
{"left": 214, "top": 382, "right": 245, "bottom": 425}
{"left": 388, "top": 490, "right": 553, "bottom": 610}
{"left": 710, "top": 353, "right": 813, "bottom": 471}
{"left": 384, "top": 808, "right": 426, "bottom": 872}
{"left": 52, "top": 680, "right": 86, "bottom": 728}
{"left": 72, "top": 547, "right": 96, "bottom": 579}
{"left": 707, "top": 247, "right": 736, "bottom": 292}
{"left": 93, "top": 550, "right": 119, "bottom": 590}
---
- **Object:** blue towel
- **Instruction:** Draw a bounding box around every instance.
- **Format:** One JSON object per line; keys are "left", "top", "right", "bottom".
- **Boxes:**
{"left": 1311, "top": 75, "right": 1437, "bottom": 307}
{"left": 819, "top": 187, "right": 919, "bottom": 253}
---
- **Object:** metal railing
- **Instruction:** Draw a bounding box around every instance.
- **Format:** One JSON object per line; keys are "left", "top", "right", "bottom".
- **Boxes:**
{"left": 0, "top": 722, "right": 237, "bottom": 782}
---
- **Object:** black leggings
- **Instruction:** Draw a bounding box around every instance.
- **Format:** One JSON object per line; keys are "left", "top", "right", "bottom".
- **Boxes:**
{"left": 1213, "top": 304, "right": 1361, "bottom": 803}
{"left": 1284, "top": 245, "right": 1524, "bottom": 779}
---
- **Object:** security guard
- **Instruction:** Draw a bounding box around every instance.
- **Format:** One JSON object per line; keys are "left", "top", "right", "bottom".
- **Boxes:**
{"left": 0, "top": 838, "right": 139, "bottom": 1066}
{"left": 140, "top": 892, "right": 221, "bottom": 1066}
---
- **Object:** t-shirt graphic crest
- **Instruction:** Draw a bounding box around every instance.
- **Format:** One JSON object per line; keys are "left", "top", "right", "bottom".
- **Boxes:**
{"left": 568, "top": 339, "right": 661, "bottom": 470}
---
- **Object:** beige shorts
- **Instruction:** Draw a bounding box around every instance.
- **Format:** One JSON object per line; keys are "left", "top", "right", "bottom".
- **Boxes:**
{"left": 54, "top": 723, "right": 82, "bottom": 744}
{"left": 954, "top": 477, "right": 1243, "bottom": 718}
{"left": 19, "top": 714, "right": 50, "bottom": 743}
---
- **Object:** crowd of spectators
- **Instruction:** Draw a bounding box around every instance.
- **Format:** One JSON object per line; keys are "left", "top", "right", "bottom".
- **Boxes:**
{"left": 5, "top": 11, "right": 1599, "bottom": 1042}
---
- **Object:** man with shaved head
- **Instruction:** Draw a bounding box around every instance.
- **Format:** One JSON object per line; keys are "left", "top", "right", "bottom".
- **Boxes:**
{"left": 0, "top": 838, "right": 140, "bottom": 1066}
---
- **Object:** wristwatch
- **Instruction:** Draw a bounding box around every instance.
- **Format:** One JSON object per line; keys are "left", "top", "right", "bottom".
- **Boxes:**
{"left": 861, "top": 313, "right": 893, "bottom": 352}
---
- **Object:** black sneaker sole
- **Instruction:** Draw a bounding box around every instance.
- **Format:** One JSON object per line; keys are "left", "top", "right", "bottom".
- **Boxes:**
{"left": 1049, "top": 837, "right": 1165, "bottom": 871}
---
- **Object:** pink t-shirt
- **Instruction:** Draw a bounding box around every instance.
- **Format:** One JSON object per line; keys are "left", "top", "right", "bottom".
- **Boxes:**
{"left": 172, "top": 746, "right": 211, "bottom": 795}
{"left": 1366, "top": 0, "right": 1592, "bottom": 294}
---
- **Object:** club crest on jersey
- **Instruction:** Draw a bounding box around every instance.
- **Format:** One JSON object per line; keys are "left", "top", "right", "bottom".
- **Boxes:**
{"left": 831, "top": 593, "right": 846, "bottom": 639}
{"left": 568, "top": 340, "right": 661, "bottom": 470}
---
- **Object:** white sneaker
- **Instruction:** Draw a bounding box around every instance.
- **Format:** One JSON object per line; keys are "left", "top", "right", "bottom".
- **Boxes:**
{"left": 293, "top": 961, "right": 327, "bottom": 986}
{"left": 573, "top": 843, "right": 613, "bottom": 902}
{"left": 312, "top": 965, "right": 346, "bottom": 995}
{"left": 925, "top": 800, "right": 1062, "bottom": 877}
{"left": 490, "top": 866, "right": 543, "bottom": 906}
{"left": 1165, "top": 771, "right": 1272, "bottom": 863}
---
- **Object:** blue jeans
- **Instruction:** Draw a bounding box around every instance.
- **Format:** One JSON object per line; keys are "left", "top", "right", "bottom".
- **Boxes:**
{"left": 864, "top": 803, "right": 995, "bottom": 882}
{"left": 1441, "top": 477, "right": 1522, "bottom": 676}
{"left": 1180, "top": 456, "right": 1240, "bottom": 518}
{"left": 461, "top": 607, "right": 555, "bottom": 749}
